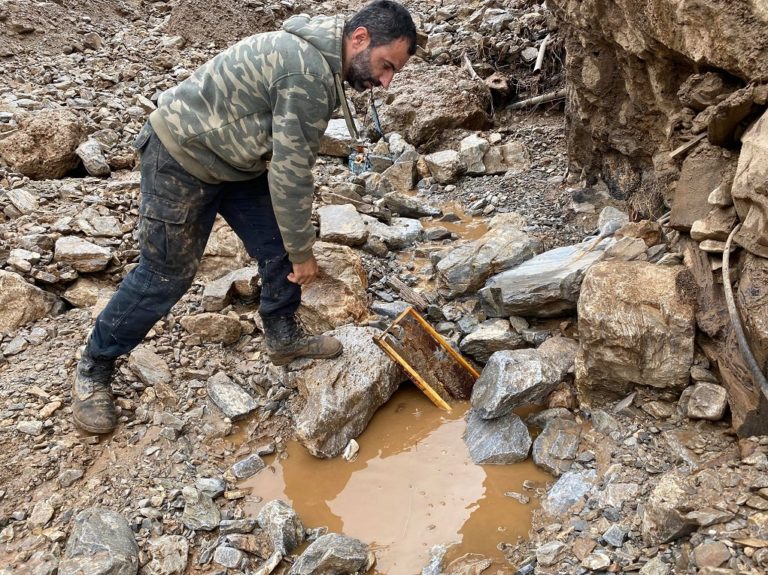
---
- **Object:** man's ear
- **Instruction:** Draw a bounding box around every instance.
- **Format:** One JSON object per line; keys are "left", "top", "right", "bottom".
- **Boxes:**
{"left": 350, "top": 26, "right": 370, "bottom": 49}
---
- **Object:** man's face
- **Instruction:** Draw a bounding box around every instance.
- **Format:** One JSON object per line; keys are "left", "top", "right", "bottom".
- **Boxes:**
{"left": 345, "top": 36, "right": 411, "bottom": 93}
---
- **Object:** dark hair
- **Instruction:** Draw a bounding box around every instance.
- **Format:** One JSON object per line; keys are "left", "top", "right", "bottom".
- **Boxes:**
{"left": 344, "top": 0, "right": 417, "bottom": 55}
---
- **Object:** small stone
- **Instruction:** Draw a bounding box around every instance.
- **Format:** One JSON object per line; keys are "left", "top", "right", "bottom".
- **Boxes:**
{"left": 213, "top": 546, "right": 244, "bottom": 569}
{"left": 230, "top": 454, "right": 266, "bottom": 480}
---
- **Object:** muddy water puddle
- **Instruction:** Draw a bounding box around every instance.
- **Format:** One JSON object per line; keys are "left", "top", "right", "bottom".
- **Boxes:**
{"left": 422, "top": 201, "right": 490, "bottom": 241}
{"left": 241, "top": 386, "right": 551, "bottom": 574}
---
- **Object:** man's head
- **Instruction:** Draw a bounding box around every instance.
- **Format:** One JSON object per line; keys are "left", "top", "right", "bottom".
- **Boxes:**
{"left": 342, "top": 0, "right": 417, "bottom": 92}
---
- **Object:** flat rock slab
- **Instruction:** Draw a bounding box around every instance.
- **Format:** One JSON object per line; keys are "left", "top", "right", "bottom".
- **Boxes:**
{"left": 318, "top": 203, "right": 368, "bottom": 246}
{"left": 54, "top": 235, "right": 112, "bottom": 272}
{"left": 289, "top": 533, "right": 370, "bottom": 575}
{"left": 287, "top": 325, "right": 404, "bottom": 458}
{"left": 463, "top": 409, "right": 532, "bottom": 464}
{"left": 0, "top": 270, "right": 58, "bottom": 333}
{"left": 59, "top": 508, "right": 139, "bottom": 575}
{"left": 206, "top": 371, "right": 258, "bottom": 420}
{"left": 542, "top": 470, "right": 597, "bottom": 517}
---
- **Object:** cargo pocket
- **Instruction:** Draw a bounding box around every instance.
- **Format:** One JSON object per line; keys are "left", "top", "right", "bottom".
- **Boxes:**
{"left": 138, "top": 194, "right": 198, "bottom": 276}
{"left": 133, "top": 122, "right": 153, "bottom": 152}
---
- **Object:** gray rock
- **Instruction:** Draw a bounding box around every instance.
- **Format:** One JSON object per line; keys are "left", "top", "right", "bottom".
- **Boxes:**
{"left": 289, "top": 326, "right": 403, "bottom": 458}
{"left": 128, "top": 346, "right": 171, "bottom": 388}
{"left": 206, "top": 371, "right": 258, "bottom": 420}
{"left": 536, "top": 541, "right": 566, "bottom": 567}
{"left": 463, "top": 409, "right": 531, "bottom": 464}
{"left": 424, "top": 149, "right": 464, "bottom": 184}
{"left": 602, "top": 524, "right": 627, "bottom": 547}
{"left": 17, "top": 420, "right": 43, "bottom": 435}
{"left": 289, "top": 533, "right": 370, "bottom": 575}
{"left": 6, "top": 188, "right": 39, "bottom": 214}
{"left": 641, "top": 471, "right": 698, "bottom": 544}
{"left": 479, "top": 241, "right": 609, "bottom": 318}
{"left": 54, "top": 236, "right": 112, "bottom": 272}
{"left": 59, "top": 508, "right": 139, "bottom": 575}
{"left": 29, "top": 500, "right": 55, "bottom": 527}
{"left": 257, "top": 500, "right": 305, "bottom": 555}
{"left": 382, "top": 192, "right": 441, "bottom": 218}
{"left": 318, "top": 204, "right": 368, "bottom": 246}
{"left": 144, "top": 536, "right": 189, "bottom": 575}
{"left": 459, "top": 318, "right": 525, "bottom": 363}
{"left": 363, "top": 215, "right": 423, "bottom": 250}
{"left": 213, "top": 546, "right": 244, "bottom": 569}
{"left": 319, "top": 118, "right": 358, "bottom": 157}
{"left": 76, "top": 139, "right": 111, "bottom": 177}
{"left": 202, "top": 267, "right": 259, "bottom": 312}
{"left": 482, "top": 141, "right": 531, "bottom": 175}
{"left": 195, "top": 477, "right": 226, "bottom": 499}
{"left": 532, "top": 418, "right": 582, "bottom": 476}
{"left": 231, "top": 454, "right": 265, "bottom": 480}
{"left": 542, "top": 470, "right": 597, "bottom": 516}
{"left": 639, "top": 556, "right": 672, "bottom": 575}
{"left": 378, "top": 158, "right": 417, "bottom": 194}
{"left": 58, "top": 468, "right": 84, "bottom": 488}
{"left": 75, "top": 206, "right": 122, "bottom": 238}
{"left": 181, "top": 486, "right": 221, "bottom": 531}
{"left": 371, "top": 300, "right": 410, "bottom": 319}
{"left": 460, "top": 134, "right": 490, "bottom": 175}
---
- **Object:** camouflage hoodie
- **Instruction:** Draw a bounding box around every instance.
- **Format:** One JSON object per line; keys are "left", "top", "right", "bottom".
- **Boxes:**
{"left": 148, "top": 15, "right": 344, "bottom": 263}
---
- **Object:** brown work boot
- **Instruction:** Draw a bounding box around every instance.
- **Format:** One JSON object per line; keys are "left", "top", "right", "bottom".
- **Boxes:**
{"left": 262, "top": 314, "right": 343, "bottom": 366}
{"left": 71, "top": 349, "right": 117, "bottom": 434}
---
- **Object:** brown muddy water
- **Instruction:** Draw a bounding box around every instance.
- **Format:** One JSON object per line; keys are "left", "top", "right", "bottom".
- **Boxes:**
{"left": 241, "top": 385, "right": 552, "bottom": 574}
{"left": 422, "top": 201, "right": 490, "bottom": 241}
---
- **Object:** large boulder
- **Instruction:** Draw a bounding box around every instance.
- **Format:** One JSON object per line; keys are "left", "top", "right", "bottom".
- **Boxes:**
{"left": 59, "top": 508, "right": 139, "bottom": 575}
{"left": 297, "top": 242, "right": 368, "bottom": 334}
{"left": 0, "top": 109, "right": 84, "bottom": 179}
{"left": 0, "top": 270, "right": 58, "bottom": 334}
{"left": 376, "top": 61, "right": 491, "bottom": 146}
{"left": 732, "top": 109, "right": 768, "bottom": 258}
{"left": 437, "top": 213, "right": 543, "bottom": 300}
{"left": 575, "top": 261, "right": 697, "bottom": 406}
{"left": 285, "top": 326, "right": 404, "bottom": 458}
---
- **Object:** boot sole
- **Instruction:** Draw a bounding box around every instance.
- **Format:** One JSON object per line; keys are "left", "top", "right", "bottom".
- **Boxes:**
{"left": 270, "top": 346, "right": 343, "bottom": 366}
{"left": 72, "top": 412, "right": 116, "bottom": 435}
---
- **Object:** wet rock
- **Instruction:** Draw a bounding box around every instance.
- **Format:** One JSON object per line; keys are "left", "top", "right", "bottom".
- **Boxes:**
{"left": 289, "top": 533, "right": 370, "bottom": 575}
{"left": 54, "top": 236, "right": 112, "bottom": 272}
{"left": 297, "top": 242, "right": 369, "bottom": 334}
{"left": 471, "top": 336, "right": 578, "bottom": 419}
{"left": 463, "top": 409, "right": 532, "bottom": 464}
{"left": 532, "top": 418, "right": 582, "bottom": 476}
{"left": 201, "top": 266, "right": 259, "bottom": 312}
{"left": 76, "top": 139, "right": 111, "bottom": 177}
{"left": 179, "top": 313, "right": 242, "bottom": 345}
{"left": 145, "top": 536, "right": 189, "bottom": 575}
{"left": 0, "top": 270, "right": 58, "bottom": 332}
{"left": 459, "top": 318, "right": 526, "bottom": 363}
{"left": 128, "top": 346, "right": 171, "bottom": 388}
{"left": 362, "top": 215, "right": 423, "bottom": 250}
{"left": 318, "top": 204, "right": 368, "bottom": 246}
{"left": 576, "top": 261, "right": 696, "bottom": 406}
{"left": 206, "top": 372, "right": 258, "bottom": 420}
{"left": 257, "top": 500, "right": 305, "bottom": 555}
{"left": 181, "top": 486, "right": 220, "bottom": 532}
{"left": 424, "top": 149, "right": 465, "bottom": 184}
{"left": 230, "top": 454, "right": 265, "bottom": 480}
{"left": 479, "top": 239, "right": 609, "bottom": 318}
{"left": 542, "top": 470, "right": 597, "bottom": 516}
{"left": 59, "top": 508, "right": 138, "bottom": 575}
{"left": 436, "top": 212, "right": 542, "bottom": 299}
{"left": 679, "top": 383, "right": 728, "bottom": 421}
{"left": 0, "top": 109, "right": 83, "bottom": 179}
{"left": 288, "top": 326, "right": 403, "bottom": 458}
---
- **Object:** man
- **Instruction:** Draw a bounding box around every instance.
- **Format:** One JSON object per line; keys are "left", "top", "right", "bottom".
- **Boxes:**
{"left": 71, "top": 0, "right": 417, "bottom": 434}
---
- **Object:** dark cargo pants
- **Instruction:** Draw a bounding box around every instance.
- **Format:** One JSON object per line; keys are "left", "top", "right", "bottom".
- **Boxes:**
{"left": 87, "top": 123, "right": 301, "bottom": 360}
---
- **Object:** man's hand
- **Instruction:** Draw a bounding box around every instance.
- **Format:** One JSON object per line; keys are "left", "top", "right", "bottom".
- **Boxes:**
{"left": 287, "top": 255, "right": 318, "bottom": 286}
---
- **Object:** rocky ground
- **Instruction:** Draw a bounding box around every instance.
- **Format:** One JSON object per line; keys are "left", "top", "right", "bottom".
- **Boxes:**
{"left": 1, "top": 1, "right": 767, "bottom": 575}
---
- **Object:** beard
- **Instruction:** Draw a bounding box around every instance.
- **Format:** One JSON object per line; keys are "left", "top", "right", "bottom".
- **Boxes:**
{"left": 346, "top": 47, "right": 379, "bottom": 92}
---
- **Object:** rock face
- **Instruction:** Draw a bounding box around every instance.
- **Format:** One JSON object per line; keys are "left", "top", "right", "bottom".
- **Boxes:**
{"left": 377, "top": 61, "right": 491, "bottom": 146}
{"left": 463, "top": 410, "right": 532, "bottom": 464}
{"left": 59, "top": 508, "right": 139, "bottom": 575}
{"left": 297, "top": 242, "right": 369, "bottom": 334}
{"left": 287, "top": 326, "right": 404, "bottom": 458}
{"left": 732, "top": 109, "right": 768, "bottom": 258}
{"left": 575, "top": 261, "right": 697, "bottom": 405}
{"left": 0, "top": 109, "right": 83, "bottom": 179}
{"left": 0, "top": 270, "right": 58, "bottom": 333}
{"left": 548, "top": 0, "right": 768, "bottom": 209}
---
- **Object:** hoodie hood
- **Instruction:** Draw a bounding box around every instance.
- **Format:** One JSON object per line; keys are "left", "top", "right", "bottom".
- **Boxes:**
{"left": 282, "top": 14, "right": 344, "bottom": 75}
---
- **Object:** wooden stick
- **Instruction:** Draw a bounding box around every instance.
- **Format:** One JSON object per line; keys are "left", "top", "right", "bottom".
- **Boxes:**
{"left": 533, "top": 34, "right": 551, "bottom": 73}
{"left": 252, "top": 551, "right": 283, "bottom": 575}
{"left": 669, "top": 133, "right": 706, "bottom": 159}
{"left": 508, "top": 89, "right": 566, "bottom": 110}
{"left": 462, "top": 52, "right": 481, "bottom": 81}
{"left": 386, "top": 276, "right": 432, "bottom": 310}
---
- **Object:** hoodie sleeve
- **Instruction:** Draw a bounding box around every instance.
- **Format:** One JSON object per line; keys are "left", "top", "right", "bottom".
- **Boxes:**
{"left": 267, "top": 72, "right": 334, "bottom": 264}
